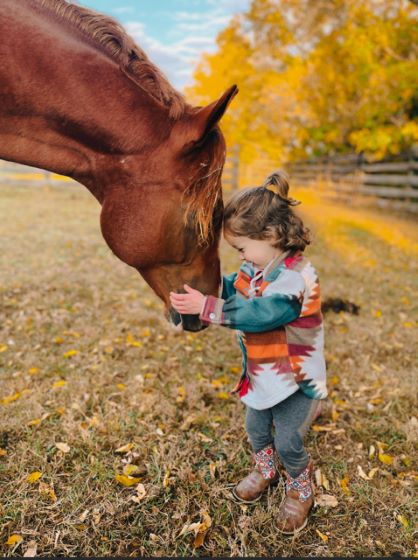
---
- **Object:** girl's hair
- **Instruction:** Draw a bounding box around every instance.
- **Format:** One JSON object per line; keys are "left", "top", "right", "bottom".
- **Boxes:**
{"left": 223, "top": 171, "right": 311, "bottom": 252}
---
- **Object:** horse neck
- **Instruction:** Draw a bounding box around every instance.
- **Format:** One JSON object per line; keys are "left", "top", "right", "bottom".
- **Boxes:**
{"left": 0, "top": 0, "right": 172, "bottom": 202}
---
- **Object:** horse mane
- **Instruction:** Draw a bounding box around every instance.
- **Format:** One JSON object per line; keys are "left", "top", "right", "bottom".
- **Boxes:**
{"left": 183, "top": 129, "right": 225, "bottom": 245}
{"left": 37, "top": 0, "right": 187, "bottom": 119}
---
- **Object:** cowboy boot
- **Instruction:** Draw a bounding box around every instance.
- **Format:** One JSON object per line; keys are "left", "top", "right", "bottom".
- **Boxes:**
{"left": 276, "top": 458, "right": 314, "bottom": 534}
{"left": 232, "top": 444, "right": 280, "bottom": 504}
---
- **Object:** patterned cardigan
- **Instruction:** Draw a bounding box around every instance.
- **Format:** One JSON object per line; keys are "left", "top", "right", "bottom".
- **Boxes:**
{"left": 200, "top": 251, "right": 327, "bottom": 410}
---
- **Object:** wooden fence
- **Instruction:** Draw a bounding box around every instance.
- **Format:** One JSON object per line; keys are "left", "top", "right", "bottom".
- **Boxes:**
{"left": 223, "top": 149, "right": 418, "bottom": 212}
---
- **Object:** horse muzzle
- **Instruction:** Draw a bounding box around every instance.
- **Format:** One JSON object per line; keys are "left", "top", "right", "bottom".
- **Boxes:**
{"left": 168, "top": 308, "right": 208, "bottom": 332}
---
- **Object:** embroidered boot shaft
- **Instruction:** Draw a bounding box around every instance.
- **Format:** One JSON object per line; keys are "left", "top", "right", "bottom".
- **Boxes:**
{"left": 276, "top": 458, "right": 315, "bottom": 534}
{"left": 232, "top": 444, "right": 280, "bottom": 504}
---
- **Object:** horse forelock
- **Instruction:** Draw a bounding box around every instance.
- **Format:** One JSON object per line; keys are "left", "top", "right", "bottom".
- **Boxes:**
{"left": 36, "top": 0, "right": 187, "bottom": 119}
{"left": 183, "top": 131, "right": 225, "bottom": 246}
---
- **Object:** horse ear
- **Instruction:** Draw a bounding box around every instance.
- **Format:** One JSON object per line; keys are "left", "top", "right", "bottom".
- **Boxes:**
{"left": 182, "top": 85, "right": 238, "bottom": 152}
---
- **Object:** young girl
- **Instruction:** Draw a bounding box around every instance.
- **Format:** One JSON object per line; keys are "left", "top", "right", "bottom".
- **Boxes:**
{"left": 169, "top": 171, "right": 327, "bottom": 535}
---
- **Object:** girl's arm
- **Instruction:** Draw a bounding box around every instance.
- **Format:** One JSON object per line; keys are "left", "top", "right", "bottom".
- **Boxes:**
{"left": 200, "top": 292, "right": 302, "bottom": 332}
{"left": 200, "top": 270, "right": 305, "bottom": 333}
{"left": 221, "top": 272, "right": 238, "bottom": 299}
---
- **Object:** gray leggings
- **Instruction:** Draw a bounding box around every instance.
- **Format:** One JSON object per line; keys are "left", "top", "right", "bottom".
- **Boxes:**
{"left": 245, "top": 390, "right": 321, "bottom": 478}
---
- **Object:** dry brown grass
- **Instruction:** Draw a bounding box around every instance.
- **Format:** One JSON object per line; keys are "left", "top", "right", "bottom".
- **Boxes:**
{"left": 0, "top": 183, "right": 417, "bottom": 557}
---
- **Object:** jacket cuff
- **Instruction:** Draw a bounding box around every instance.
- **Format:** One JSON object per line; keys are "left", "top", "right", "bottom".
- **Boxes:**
{"left": 199, "top": 295, "right": 225, "bottom": 324}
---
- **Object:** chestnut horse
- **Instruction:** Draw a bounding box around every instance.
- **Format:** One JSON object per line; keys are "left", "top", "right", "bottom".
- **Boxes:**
{"left": 0, "top": 0, "right": 238, "bottom": 331}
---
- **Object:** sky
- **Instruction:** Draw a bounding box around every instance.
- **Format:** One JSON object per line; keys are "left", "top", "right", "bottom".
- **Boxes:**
{"left": 81, "top": 0, "right": 251, "bottom": 91}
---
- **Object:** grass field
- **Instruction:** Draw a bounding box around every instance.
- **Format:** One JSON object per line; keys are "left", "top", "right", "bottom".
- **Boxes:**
{"left": 0, "top": 182, "right": 417, "bottom": 557}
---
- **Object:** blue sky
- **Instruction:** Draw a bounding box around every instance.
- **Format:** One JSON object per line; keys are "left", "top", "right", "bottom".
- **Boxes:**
{"left": 81, "top": 0, "right": 251, "bottom": 90}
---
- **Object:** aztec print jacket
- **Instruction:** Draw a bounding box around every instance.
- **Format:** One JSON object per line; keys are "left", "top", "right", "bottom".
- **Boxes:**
{"left": 200, "top": 251, "right": 327, "bottom": 410}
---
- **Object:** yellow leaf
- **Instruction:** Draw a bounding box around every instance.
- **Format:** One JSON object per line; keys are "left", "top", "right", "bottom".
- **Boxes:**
{"left": 140, "top": 328, "right": 151, "bottom": 337}
{"left": 53, "top": 336, "right": 64, "bottom": 344}
{"left": 115, "top": 474, "right": 141, "bottom": 487}
{"left": 176, "top": 386, "right": 186, "bottom": 403}
{"left": 7, "top": 534, "right": 23, "bottom": 546}
{"left": 329, "top": 374, "right": 340, "bottom": 385}
{"left": 230, "top": 366, "right": 240, "bottom": 374}
{"left": 56, "top": 442, "right": 70, "bottom": 453}
{"left": 63, "top": 349, "right": 78, "bottom": 358}
{"left": 104, "top": 346, "right": 114, "bottom": 354}
{"left": 373, "top": 310, "right": 382, "bottom": 318}
{"left": 115, "top": 443, "right": 134, "bottom": 454}
{"left": 126, "top": 333, "right": 142, "bottom": 347}
{"left": 52, "top": 380, "right": 66, "bottom": 389}
{"left": 339, "top": 476, "right": 351, "bottom": 495}
{"left": 123, "top": 464, "right": 140, "bottom": 476}
{"left": 216, "top": 391, "right": 230, "bottom": 400}
{"left": 0, "top": 448, "right": 7, "bottom": 457}
{"left": 28, "top": 367, "right": 39, "bottom": 375}
{"left": 0, "top": 344, "right": 8, "bottom": 353}
{"left": 27, "top": 418, "right": 42, "bottom": 427}
{"left": 331, "top": 405, "right": 339, "bottom": 422}
{"left": 1, "top": 392, "right": 22, "bottom": 405}
{"left": 396, "top": 514, "right": 410, "bottom": 528}
{"left": 368, "top": 467, "right": 379, "bottom": 479}
{"left": 116, "top": 383, "right": 125, "bottom": 390}
{"left": 55, "top": 406, "right": 66, "bottom": 415}
{"left": 403, "top": 322, "right": 413, "bottom": 328}
{"left": 211, "top": 379, "right": 224, "bottom": 389}
{"left": 378, "top": 453, "right": 394, "bottom": 465}
{"left": 39, "top": 482, "right": 57, "bottom": 503}
{"left": 163, "top": 470, "right": 171, "bottom": 488}
{"left": 316, "top": 529, "right": 329, "bottom": 543}
{"left": 312, "top": 424, "right": 333, "bottom": 432}
{"left": 368, "top": 445, "right": 375, "bottom": 459}
{"left": 27, "top": 471, "right": 42, "bottom": 483}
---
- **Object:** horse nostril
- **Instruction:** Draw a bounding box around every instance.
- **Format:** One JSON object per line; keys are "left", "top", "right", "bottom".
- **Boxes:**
{"left": 168, "top": 308, "right": 182, "bottom": 326}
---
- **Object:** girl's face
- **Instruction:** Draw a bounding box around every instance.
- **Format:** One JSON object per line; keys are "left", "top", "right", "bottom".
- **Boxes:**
{"left": 224, "top": 233, "right": 282, "bottom": 269}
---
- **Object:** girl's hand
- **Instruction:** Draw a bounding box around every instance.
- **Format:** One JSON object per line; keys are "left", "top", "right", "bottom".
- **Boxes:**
{"left": 169, "top": 284, "right": 206, "bottom": 315}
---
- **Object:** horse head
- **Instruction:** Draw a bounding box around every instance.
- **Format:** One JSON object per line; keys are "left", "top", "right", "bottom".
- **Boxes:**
{"left": 99, "top": 86, "right": 238, "bottom": 332}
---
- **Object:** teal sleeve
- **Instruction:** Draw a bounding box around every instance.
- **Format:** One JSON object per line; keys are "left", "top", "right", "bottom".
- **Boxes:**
{"left": 223, "top": 293, "right": 302, "bottom": 332}
{"left": 221, "top": 272, "right": 238, "bottom": 299}
{"left": 200, "top": 293, "right": 302, "bottom": 332}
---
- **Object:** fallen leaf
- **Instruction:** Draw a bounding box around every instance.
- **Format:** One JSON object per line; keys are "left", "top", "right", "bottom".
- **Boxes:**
{"left": 23, "top": 540, "right": 37, "bottom": 557}
{"left": 39, "top": 482, "right": 57, "bottom": 503}
{"left": 0, "top": 448, "right": 7, "bottom": 457}
{"left": 368, "top": 467, "right": 379, "bottom": 479}
{"left": 131, "top": 483, "right": 147, "bottom": 503}
{"left": 63, "top": 349, "right": 78, "bottom": 358}
{"left": 79, "top": 509, "right": 89, "bottom": 522}
{"left": 378, "top": 453, "right": 394, "bottom": 465}
{"left": 115, "top": 474, "right": 141, "bottom": 487}
{"left": 1, "top": 392, "right": 22, "bottom": 405}
{"left": 123, "top": 464, "right": 141, "bottom": 476}
{"left": 28, "top": 367, "right": 39, "bottom": 376}
{"left": 339, "top": 476, "right": 350, "bottom": 495}
{"left": 176, "top": 386, "right": 186, "bottom": 403}
{"left": 116, "top": 383, "right": 125, "bottom": 390}
{"left": 56, "top": 442, "right": 70, "bottom": 453}
{"left": 52, "top": 380, "right": 66, "bottom": 389}
{"left": 163, "top": 470, "right": 171, "bottom": 488}
{"left": 27, "top": 418, "right": 42, "bottom": 427}
{"left": 115, "top": 443, "right": 135, "bottom": 454}
{"left": 396, "top": 514, "right": 410, "bottom": 528}
{"left": 27, "top": 471, "right": 42, "bottom": 483}
{"left": 0, "top": 344, "right": 8, "bottom": 353}
{"left": 209, "top": 463, "right": 217, "bottom": 479}
{"left": 368, "top": 445, "right": 375, "bottom": 459}
{"left": 216, "top": 391, "right": 230, "bottom": 400}
{"left": 357, "top": 465, "right": 371, "bottom": 480}
{"left": 312, "top": 424, "right": 334, "bottom": 432}
{"left": 7, "top": 534, "right": 23, "bottom": 546}
{"left": 315, "top": 494, "right": 339, "bottom": 508}
{"left": 316, "top": 529, "right": 329, "bottom": 543}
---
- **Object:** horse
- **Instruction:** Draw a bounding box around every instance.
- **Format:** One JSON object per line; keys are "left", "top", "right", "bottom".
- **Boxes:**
{"left": 0, "top": 0, "right": 238, "bottom": 332}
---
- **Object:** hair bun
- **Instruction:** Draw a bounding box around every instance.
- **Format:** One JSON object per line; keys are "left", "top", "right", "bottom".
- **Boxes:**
{"left": 262, "top": 171, "right": 300, "bottom": 206}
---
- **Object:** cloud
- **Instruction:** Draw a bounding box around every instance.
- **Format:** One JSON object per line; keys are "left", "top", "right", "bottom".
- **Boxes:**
{"left": 125, "top": 22, "right": 215, "bottom": 90}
